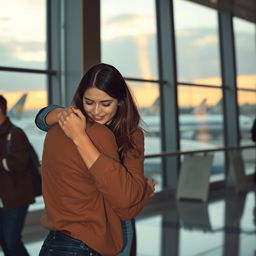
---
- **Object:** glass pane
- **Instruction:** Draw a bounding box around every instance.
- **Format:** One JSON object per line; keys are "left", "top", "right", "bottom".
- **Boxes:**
{"left": 174, "top": 0, "right": 221, "bottom": 86}
{"left": 101, "top": 0, "right": 158, "bottom": 79}
{"left": 178, "top": 86, "right": 225, "bottom": 181}
{"left": 126, "top": 80, "right": 163, "bottom": 191}
{"left": 126, "top": 80, "right": 160, "bottom": 139}
{"left": 0, "top": 72, "right": 48, "bottom": 158}
{"left": 0, "top": 0, "right": 46, "bottom": 69}
{"left": 237, "top": 90, "right": 256, "bottom": 144}
{"left": 234, "top": 18, "right": 256, "bottom": 89}
{"left": 178, "top": 86, "right": 224, "bottom": 144}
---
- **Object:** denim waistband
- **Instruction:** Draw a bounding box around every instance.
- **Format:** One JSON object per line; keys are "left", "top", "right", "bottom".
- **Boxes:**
{"left": 48, "top": 230, "right": 88, "bottom": 249}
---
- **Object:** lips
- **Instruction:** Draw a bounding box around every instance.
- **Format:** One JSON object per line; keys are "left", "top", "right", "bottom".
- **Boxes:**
{"left": 92, "top": 116, "right": 105, "bottom": 121}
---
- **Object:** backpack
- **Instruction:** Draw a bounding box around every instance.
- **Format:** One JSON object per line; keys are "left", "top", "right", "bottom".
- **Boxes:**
{"left": 5, "top": 126, "right": 42, "bottom": 197}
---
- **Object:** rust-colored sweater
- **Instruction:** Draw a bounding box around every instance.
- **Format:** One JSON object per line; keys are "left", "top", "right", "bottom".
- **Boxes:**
{"left": 41, "top": 122, "right": 152, "bottom": 256}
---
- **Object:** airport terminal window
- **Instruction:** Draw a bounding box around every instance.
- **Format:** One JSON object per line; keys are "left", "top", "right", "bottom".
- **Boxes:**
{"left": 178, "top": 86, "right": 225, "bottom": 182}
{"left": 233, "top": 18, "right": 256, "bottom": 90}
{"left": 101, "top": 0, "right": 163, "bottom": 188}
{"left": 178, "top": 86, "right": 224, "bottom": 147}
{"left": 0, "top": 0, "right": 46, "bottom": 69}
{"left": 173, "top": 0, "right": 221, "bottom": 86}
{"left": 126, "top": 80, "right": 160, "bottom": 140}
{"left": 100, "top": 0, "right": 158, "bottom": 80}
{"left": 127, "top": 80, "right": 163, "bottom": 190}
{"left": 234, "top": 18, "right": 256, "bottom": 178}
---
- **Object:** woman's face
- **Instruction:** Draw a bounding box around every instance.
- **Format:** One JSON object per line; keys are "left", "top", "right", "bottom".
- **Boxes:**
{"left": 83, "top": 87, "right": 119, "bottom": 125}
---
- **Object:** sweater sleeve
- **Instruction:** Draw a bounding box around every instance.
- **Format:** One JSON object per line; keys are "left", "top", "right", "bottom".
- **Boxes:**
{"left": 88, "top": 127, "right": 153, "bottom": 218}
{"left": 0, "top": 128, "right": 30, "bottom": 173}
{"left": 35, "top": 104, "right": 63, "bottom": 132}
{"left": 110, "top": 129, "right": 152, "bottom": 220}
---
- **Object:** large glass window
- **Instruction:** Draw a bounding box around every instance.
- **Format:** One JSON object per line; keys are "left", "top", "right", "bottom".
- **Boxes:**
{"left": 0, "top": 0, "right": 46, "bottom": 69}
{"left": 174, "top": 0, "right": 224, "bottom": 183}
{"left": 100, "top": 0, "right": 158, "bottom": 80}
{"left": 178, "top": 86, "right": 224, "bottom": 145}
{"left": 178, "top": 86, "right": 225, "bottom": 181}
{"left": 174, "top": 0, "right": 221, "bottom": 85}
{"left": 233, "top": 18, "right": 256, "bottom": 90}
{"left": 234, "top": 18, "right": 256, "bottom": 176}
{"left": 127, "top": 80, "right": 163, "bottom": 191}
{"left": 101, "top": 0, "right": 162, "bottom": 188}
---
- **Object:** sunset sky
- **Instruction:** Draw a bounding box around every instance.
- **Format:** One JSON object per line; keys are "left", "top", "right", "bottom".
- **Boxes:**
{"left": 0, "top": 0, "right": 255, "bottom": 111}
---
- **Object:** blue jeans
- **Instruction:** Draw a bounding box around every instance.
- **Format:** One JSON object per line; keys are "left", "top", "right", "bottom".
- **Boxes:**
{"left": 39, "top": 231, "right": 101, "bottom": 256}
{"left": 0, "top": 205, "right": 30, "bottom": 256}
{"left": 117, "top": 220, "right": 134, "bottom": 256}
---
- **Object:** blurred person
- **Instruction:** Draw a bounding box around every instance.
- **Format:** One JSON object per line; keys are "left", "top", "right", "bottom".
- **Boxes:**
{"left": 0, "top": 95, "right": 35, "bottom": 256}
{"left": 37, "top": 63, "right": 155, "bottom": 256}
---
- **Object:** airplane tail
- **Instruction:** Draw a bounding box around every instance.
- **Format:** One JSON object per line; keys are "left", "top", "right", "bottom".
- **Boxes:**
{"left": 192, "top": 98, "right": 208, "bottom": 115}
{"left": 192, "top": 98, "right": 223, "bottom": 115}
{"left": 208, "top": 98, "right": 223, "bottom": 114}
{"left": 8, "top": 93, "right": 28, "bottom": 119}
{"left": 150, "top": 97, "right": 160, "bottom": 114}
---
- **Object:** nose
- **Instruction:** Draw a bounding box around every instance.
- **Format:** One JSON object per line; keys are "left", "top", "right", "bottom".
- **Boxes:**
{"left": 92, "top": 103, "right": 100, "bottom": 115}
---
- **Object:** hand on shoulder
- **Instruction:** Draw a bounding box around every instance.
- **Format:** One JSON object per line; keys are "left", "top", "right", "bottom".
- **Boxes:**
{"left": 58, "top": 107, "right": 87, "bottom": 141}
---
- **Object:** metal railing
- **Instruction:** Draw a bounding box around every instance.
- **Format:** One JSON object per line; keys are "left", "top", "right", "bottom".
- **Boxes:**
{"left": 145, "top": 144, "right": 256, "bottom": 159}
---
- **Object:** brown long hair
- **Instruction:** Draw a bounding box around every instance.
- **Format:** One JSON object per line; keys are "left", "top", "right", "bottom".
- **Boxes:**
{"left": 72, "top": 63, "right": 141, "bottom": 161}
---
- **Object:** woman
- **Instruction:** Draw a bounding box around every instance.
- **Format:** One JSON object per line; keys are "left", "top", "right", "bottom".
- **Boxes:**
{"left": 36, "top": 63, "right": 154, "bottom": 256}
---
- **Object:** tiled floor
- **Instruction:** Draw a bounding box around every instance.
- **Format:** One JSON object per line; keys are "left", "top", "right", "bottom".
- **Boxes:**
{"left": 0, "top": 188, "right": 255, "bottom": 256}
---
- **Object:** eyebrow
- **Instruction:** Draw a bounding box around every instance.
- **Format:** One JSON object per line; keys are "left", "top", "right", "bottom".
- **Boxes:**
{"left": 84, "top": 97, "right": 113, "bottom": 103}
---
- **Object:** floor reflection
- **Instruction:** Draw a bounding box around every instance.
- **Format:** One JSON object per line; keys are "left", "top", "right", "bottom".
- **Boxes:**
{"left": 136, "top": 189, "right": 256, "bottom": 256}
{"left": 0, "top": 190, "right": 255, "bottom": 256}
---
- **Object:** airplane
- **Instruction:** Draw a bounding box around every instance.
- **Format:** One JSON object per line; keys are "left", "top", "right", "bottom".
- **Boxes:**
{"left": 7, "top": 93, "right": 254, "bottom": 179}
{"left": 140, "top": 98, "right": 254, "bottom": 141}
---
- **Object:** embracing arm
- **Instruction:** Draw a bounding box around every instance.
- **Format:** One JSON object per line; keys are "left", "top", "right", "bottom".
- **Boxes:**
{"left": 88, "top": 127, "right": 154, "bottom": 219}
{"left": 58, "top": 108, "right": 153, "bottom": 214}
{"left": 35, "top": 104, "right": 64, "bottom": 131}
{"left": 88, "top": 129, "right": 153, "bottom": 213}
{"left": 108, "top": 128, "right": 155, "bottom": 220}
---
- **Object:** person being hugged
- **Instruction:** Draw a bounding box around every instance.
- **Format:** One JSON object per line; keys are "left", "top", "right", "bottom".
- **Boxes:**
{"left": 37, "top": 63, "right": 155, "bottom": 256}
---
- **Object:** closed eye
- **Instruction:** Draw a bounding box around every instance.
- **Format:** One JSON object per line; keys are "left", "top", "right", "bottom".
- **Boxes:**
{"left": 102, "top": 102, "right": 111, "bottom": 107}
{"left": 84, "top": 100, "right": 93, "bottom": 105}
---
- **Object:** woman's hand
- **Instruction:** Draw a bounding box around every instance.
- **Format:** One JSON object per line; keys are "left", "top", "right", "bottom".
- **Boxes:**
{"left": 146, "top": 178, "right": 155, "bottom": 197}
{"left": 58, "top": 107, "right": 86, "bottom": 141}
